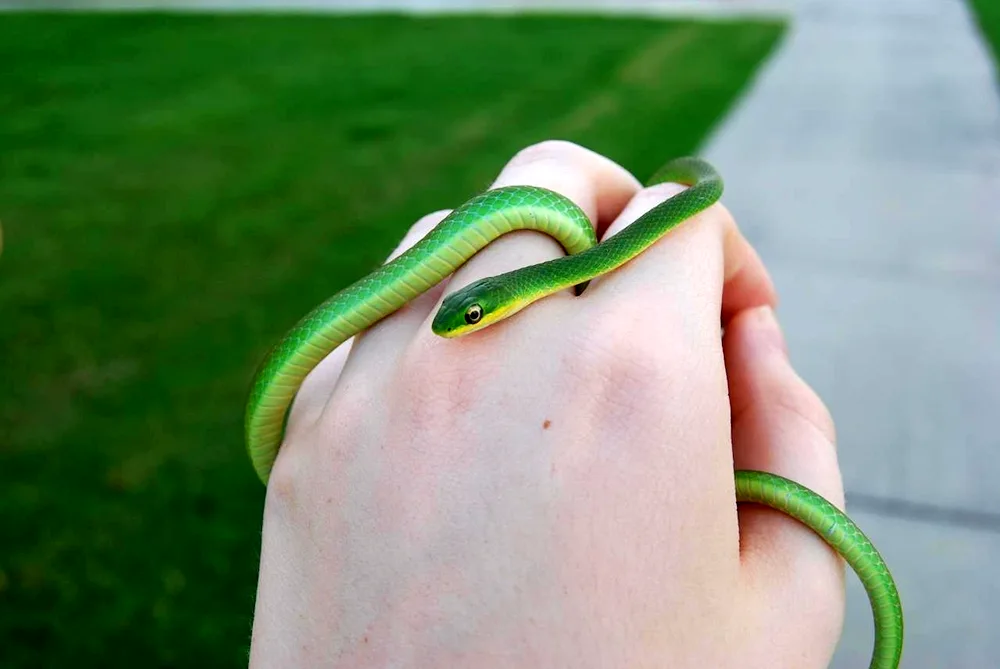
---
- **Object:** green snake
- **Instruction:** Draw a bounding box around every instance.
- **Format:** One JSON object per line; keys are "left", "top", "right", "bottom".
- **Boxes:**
{"left": 244, "top": 156, "right": 903, "bottom": 668}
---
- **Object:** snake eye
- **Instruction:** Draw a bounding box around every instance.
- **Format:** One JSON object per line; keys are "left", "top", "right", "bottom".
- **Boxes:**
{"left": 464, "top": 304, "right": 483, "bottom": 325}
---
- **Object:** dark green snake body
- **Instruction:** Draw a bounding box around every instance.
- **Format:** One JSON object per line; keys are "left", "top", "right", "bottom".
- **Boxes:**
{"left": 244, "top": 157, "right": 903, "bottom": 668}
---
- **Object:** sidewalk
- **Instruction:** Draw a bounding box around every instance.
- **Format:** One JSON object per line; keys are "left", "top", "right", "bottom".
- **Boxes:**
{"left": 702, "top": 0, "right": 1000, "bottom": 665}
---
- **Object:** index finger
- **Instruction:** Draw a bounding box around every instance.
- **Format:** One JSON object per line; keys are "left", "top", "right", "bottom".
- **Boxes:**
{"left": 588, "top": 181, "right": 777, "bottom": 326}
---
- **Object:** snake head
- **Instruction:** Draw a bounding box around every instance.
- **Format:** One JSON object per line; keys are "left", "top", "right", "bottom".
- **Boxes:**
{"left": 431, "top": 276, "right": 523, "bottom": 338}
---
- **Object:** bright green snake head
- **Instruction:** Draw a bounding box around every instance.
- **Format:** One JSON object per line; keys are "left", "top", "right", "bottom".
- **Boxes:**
{"left": 432, "top": 277, "right": 527, "bottom": 338}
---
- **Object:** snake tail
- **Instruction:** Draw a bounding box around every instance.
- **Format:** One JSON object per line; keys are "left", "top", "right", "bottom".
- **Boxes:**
{"left": 735, "top": 470, "right": 904, "bottom": 669}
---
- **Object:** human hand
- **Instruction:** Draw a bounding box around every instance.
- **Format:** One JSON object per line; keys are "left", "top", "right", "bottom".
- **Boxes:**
{"left": 248, "top": 141, "right": 845, "bottom": 668}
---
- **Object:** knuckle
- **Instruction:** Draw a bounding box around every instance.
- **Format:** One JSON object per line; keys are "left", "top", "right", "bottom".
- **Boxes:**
{"left": 628, "top": 184, "right": 733, "bottom": 239}
{"left": 565, "top": 304, "right": 696, "bottom": 425}
{"left": 811, "top": 397, "right": 837, "bottom": 442}
{"left": 508, "top": 139, "right": 587, "bottom": 169}
{"left": 387, "top": 209, "right": 452, "bottom": 262}
{"left": 264, "top": 383, "right": 370, "bottom": 519}
{"left": 637, "top": 181, "right": 690, "bottom": 205}
{"left": 267, "top": 391, "right": 360, "bottom": 509}
{"left": 410, "top": 208, "right": 451, "bottom": 236}
{"left": 712, "top": 200, "right": 737, "bottom": 230}
{"left": 320, "top": 376, "right": 371, "bottom": 436}
{"left": 770, "top": 374, "right": 837, "bottom": 445}
{"left": 263, "top": 438, "right": 306, "bottom": 516}
{"left": 609, "top": 183, "right": 693, "bottom": 236}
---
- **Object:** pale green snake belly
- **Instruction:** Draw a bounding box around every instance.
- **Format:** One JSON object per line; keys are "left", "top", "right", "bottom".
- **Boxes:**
{"left": 244, "top": 156, "right": 903, "bottom": 668}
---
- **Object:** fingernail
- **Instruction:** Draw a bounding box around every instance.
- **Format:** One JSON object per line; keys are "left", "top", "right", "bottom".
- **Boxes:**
{"left": 752, "top": 305, "right": 788, "bottom": 357}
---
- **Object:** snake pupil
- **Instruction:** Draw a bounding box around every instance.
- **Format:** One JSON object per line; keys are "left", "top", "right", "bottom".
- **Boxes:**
{"left": 465, "top": 304, "right": 483, "bottom": 324}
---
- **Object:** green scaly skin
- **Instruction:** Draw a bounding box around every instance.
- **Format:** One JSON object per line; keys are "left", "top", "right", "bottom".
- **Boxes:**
{"left": 735, "top": 471, "right": 903, "bottom": 669}
{"left": 244, "top": 156, "right": 903, "bottom": 669}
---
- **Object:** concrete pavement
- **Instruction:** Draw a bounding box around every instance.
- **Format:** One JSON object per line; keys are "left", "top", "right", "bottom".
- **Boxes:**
{"left": 701, "top": 0, "right": 1000, "bottom": 665}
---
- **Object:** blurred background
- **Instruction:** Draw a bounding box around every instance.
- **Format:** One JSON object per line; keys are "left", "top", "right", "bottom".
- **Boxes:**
{"left": 0, "top": 0, "right": 997, "bottom": 667}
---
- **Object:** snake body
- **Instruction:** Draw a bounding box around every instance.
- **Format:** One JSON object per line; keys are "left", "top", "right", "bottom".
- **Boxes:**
{"left": 244, "top": 157, "right": 903, "bottom": 668}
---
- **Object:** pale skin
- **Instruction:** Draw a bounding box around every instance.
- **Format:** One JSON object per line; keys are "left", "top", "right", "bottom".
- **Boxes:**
{"left": 249, "top": 141, "right": 846, "bottom": 668}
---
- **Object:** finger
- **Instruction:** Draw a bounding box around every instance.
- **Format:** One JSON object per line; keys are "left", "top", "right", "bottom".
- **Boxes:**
{"left": 287, "top": 209, "right": 452, "bottom": 432}
{"left": 346, "top": 209, "right": 456, "bottom": 364}
{"left": 442, "top": 140, "right": 641, "bottom": 304}
{"left": 589, "top": 183, "right": 776, "bottom": 326}
{"left": 561, "top": 185, "right": 779, "bottom": 562}
{"left": 725, "top": 306, "right": 845, "bottom": 649}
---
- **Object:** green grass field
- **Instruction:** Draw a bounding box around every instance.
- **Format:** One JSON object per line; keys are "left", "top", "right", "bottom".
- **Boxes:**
{"left": 0, "top": 12, "right": 783, "bottom": 666}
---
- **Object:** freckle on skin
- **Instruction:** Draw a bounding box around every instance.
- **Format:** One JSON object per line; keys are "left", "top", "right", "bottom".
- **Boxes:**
{"left": 543, "top": 419, "right": 551, "bottom": 429}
